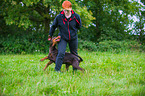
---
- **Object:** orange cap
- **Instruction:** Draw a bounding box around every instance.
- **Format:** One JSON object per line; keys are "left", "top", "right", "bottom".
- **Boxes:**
{"left": 62, "top": 1, "right": 72, "bottom": 10}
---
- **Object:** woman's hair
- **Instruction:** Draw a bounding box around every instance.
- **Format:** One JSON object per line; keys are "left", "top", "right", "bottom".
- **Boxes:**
{"left": 62, "top": 1, "right": 72, "bottom": 9}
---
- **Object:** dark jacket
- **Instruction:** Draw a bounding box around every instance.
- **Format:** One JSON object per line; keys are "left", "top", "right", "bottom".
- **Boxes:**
{"left": 49, "top": 10, "right": 81, "bottom": 41}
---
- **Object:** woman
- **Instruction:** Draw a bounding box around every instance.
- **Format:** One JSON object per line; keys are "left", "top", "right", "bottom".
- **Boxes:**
{"left": 48, "top": 1, "right": 82, "bottom": 72}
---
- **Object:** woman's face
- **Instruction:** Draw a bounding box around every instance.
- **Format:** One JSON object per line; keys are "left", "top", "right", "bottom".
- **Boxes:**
{"left": 64, "top": 9, "right": 71, "bottom": 16}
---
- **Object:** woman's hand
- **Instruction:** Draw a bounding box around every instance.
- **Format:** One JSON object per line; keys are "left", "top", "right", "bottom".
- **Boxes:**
{"left": 48, "top": 35, "right": 52, "bottom": 41}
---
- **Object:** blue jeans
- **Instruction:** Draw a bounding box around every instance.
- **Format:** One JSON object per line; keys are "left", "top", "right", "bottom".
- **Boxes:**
{"left": 55, "top": 38, "right": 78, "bottom": 71}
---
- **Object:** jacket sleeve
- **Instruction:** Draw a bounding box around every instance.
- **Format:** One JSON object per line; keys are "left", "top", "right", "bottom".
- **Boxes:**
{"left": 76, "top": 14, "right": 82, "bottom": 29}
{"left": 49, "top": 15, "right": 59, "bottom": 37}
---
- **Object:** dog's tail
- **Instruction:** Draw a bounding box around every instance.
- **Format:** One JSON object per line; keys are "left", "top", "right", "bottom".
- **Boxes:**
{"left": 77, "top": 55, "right": 83, "bottom": 62}
{"left": 72, "top": 52, "right": 83, "bottom": 62}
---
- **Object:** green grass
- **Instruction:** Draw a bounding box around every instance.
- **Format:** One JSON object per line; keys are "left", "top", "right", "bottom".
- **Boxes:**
{"left": 0, "top": 51, "right": 145, "bottom": 96}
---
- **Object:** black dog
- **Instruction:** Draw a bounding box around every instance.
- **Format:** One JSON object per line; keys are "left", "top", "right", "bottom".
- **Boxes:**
{"left": 40, "top": 36, "right": 84, "bottom": 72}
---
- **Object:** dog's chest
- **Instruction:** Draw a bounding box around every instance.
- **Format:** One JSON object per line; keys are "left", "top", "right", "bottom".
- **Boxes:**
{"left": 48, "top": 50, "right": 58, "bottom": 61}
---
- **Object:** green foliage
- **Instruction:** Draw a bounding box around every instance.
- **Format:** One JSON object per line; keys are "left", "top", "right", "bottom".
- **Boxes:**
{"left": 1, "top": 0, "right": 94, "bottom": 32}
{"left": 133, "top": 11, "right": 145, "bottom": 44}
{"left": 3, "top": 1, "right": 33, "bottom": 29}
{"left": 78, "top": 39, "right": 144, "bottom": 53}
{"left": 98, "top": 40, "right": 143, "bottom": 52}
{"left": 78, "top": 39, "right": 98, "bottom": 51}
{"left": 0, "top": 29, "right": 144, "bottom": 54}
{"left": 0, "top": 51, "right": 145, "bottom": 95}
{"left": 0, "top": 31, "right": 49, "bottom": 54}
{"left": 79, "top": 0, "right": 144, "bottom": 42}
{"left": 71, "top": 0, "right": 95, "bottom": 27}
{"left": 0, "top": 0, "right": 145, "bottom": 54}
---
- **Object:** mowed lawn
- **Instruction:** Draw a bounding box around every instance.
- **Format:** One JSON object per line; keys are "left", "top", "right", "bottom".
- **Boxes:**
{"left": 0, "top": 51, "right": 145, "bottom": 96}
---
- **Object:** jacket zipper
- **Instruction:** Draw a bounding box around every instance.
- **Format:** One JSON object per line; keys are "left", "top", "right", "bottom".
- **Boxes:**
{"left": 68, "top": 21, "right": 71, "bottom": 40}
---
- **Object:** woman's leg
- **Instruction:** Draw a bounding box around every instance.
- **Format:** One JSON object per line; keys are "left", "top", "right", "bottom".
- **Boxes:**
{"left": 55, "top": 39, "right": 67, "bottom": 71}
{"left": 69, "top": 38, "right": 78, "bottom": 71}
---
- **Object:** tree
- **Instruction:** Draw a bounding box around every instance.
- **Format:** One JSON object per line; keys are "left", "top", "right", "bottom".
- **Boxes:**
{"left": 1, "top": 0, "right": 94, "bottom": 34}
{"left": 78, "top": 0, "right": 142, "bottom": 42}
{"left": 134, "top": 5, "right": 145, "bottom": 44}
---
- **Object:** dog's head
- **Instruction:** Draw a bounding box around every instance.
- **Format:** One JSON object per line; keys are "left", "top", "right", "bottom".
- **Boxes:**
{"left": 50, "top": 36, "right": 61, "bottom": 47}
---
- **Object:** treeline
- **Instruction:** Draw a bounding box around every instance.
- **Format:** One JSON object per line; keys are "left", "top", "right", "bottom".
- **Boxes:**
{"left": 0, "top": 0, "right": 145, "bottom": 54}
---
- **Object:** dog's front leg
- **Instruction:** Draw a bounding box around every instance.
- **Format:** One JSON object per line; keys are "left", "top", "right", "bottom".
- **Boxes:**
{"left": 43, "top": 61, "right": 53, "bottom": 71}
{"left": 40, "top": 56, "right": 48, "bottom": 61}
{"left": 65, "top": 64, "right": 70, "bottom": 71}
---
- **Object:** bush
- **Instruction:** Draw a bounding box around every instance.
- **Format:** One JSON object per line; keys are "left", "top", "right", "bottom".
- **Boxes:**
{"left": 0, "top": 31, "right": 144, "bottom": 54}
{"left": 78, "top": 39, "right": 98, "bottom": 51}
{"left": 78, "top": 39, "right": 144, "bottom": 53}
{"left": 0, "top": 32, "right": 49, "bottom": 54}
{"left": 98, "top": 40, "right": 143, "bottom": 52}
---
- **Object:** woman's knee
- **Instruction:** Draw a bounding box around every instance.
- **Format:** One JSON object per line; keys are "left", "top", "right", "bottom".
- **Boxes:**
{"left": 57, "top": 51, "right": 65, "bottom": 58}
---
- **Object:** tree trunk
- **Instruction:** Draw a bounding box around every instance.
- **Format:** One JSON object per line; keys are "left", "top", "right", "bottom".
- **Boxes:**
{"left": 44, "top": 18, "right": 50, "bottom": 34}
{"left": 96, "top": 19, "right": 101, "bottom": 39}
{"left": 94, "top": 0, "right": 101, "bottom": 40}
